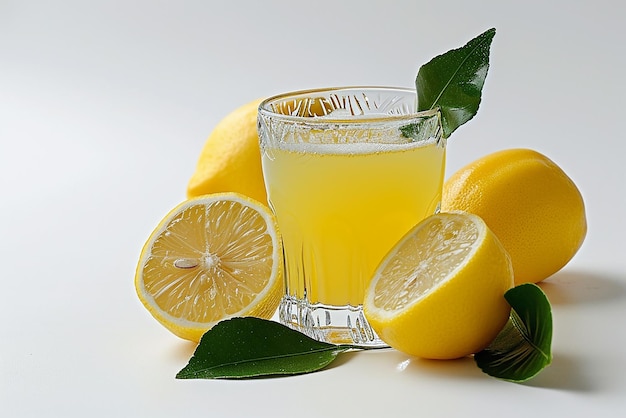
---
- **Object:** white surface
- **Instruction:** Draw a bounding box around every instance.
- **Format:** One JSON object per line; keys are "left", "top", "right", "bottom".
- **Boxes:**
{"left": 1, "top": 1, "right": 625, "bottom": 416}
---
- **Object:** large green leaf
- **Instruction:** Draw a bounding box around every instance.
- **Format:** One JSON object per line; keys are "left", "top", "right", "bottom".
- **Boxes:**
{"left": 176, "top": 317, "right": 351, "bottom": 379}
{"left": 474, "top": 283, "right": 553, "bottom": 382}
{"left": 416, "top": 28, "right": 495, "bottom": 138}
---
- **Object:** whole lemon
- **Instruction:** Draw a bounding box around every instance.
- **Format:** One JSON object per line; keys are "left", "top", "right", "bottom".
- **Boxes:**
{"left": 187, "top": 99, "right": 267, "bottom": 205}
{"left": 442, "top": 148, "right": 586, "bottom": 284}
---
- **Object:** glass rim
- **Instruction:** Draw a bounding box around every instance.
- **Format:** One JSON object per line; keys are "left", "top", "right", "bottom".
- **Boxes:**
{"left": 258, "top": 86, "right": 440, "bottom": 124}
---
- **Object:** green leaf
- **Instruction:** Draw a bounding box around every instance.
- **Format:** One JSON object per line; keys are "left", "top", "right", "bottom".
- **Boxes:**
{"left": 398, "top": 108, "right": 442, "bottom": 143}
{"left": 416, "top": 28, "right": 495, "bottom": 138}
{"left": 176, "top": 317, "right": 351, "bottom": 379}
{"left": 474, "top": 283, "right": 553, "bottom": 383}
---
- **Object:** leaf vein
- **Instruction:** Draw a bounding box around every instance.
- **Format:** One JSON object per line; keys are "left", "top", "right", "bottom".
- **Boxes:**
{"left": 428, "top": 35, "right": 492, "bottom": 110}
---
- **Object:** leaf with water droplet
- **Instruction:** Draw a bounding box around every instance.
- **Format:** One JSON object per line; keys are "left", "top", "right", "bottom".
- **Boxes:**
{"left": 474, "top": 283, "right": 553, "bottom": 382}
{"left": 176, "top": 317, "right": 353, "bottom": 379}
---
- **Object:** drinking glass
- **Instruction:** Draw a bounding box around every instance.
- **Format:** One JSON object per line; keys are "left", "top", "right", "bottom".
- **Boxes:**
{"left": 258, "top": 87, "right": 445, "bottom": 347}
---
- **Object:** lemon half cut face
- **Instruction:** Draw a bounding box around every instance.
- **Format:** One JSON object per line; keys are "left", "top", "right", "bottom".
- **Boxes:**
{"left": 364, "top": 212, "right": 513, "bottom": 360}
{"left": 135, "top": 193, "right": 283, "bottom": 342}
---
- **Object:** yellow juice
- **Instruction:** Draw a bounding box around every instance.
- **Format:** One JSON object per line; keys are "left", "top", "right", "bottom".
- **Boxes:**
{"left": 262, "top": 139, "right": 446, "bottom": 306}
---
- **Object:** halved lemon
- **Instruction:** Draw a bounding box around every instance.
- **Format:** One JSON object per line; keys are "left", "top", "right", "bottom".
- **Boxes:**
{"left": 364, "top": 212, "right": 513, "bottom": 359}
{"left": 135, "top": 193, "right": 283, "bottom": 342}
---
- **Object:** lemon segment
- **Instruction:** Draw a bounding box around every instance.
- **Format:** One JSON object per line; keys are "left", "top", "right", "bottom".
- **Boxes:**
{"left": 364, "top": 212, "right": 513, "bottom": 360}
{"left": 135, "top": 193, "right": 283, "bottom": 342}
{"left": 442, "top": 148, "right": 586, "bottom": 284}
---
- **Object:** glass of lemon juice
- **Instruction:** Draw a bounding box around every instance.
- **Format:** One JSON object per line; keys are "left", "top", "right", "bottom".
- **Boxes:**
{"left": 258, "top": 87, "right": 445, "bottom": 347}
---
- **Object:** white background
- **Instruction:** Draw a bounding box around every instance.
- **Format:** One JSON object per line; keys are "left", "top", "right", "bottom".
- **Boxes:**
{"left": 2, "top": 1, "right": 625, "bottom": 416}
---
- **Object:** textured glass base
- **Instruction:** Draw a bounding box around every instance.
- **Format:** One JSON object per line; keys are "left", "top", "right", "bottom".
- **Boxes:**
{"left": 278, "top": 295, "right": 388, "bottom": 347}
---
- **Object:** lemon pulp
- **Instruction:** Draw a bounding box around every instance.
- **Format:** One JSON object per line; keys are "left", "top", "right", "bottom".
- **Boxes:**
{"left": 135, "top": 193, "right": 283, "bottom": 342}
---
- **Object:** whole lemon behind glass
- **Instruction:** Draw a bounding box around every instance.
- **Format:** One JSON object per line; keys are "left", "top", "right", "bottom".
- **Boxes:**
{"left": 187, "top": 99, "right": 267, "bottom": 205}
{"left": 442, "top": 148, "right": 587, "bottom": 285}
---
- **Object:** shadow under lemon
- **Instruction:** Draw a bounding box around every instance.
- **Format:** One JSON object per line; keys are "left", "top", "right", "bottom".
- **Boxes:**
{"left": 539, "top": 269, "right": 626, "bottom": 306}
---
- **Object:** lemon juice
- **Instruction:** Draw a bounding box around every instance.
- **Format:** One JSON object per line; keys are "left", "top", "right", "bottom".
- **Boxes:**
{"left": 263, "top": 140, "right": 445, "bottom": 307}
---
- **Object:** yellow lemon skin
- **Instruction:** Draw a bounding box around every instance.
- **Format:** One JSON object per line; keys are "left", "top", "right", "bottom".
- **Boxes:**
{"left": 442, "top": 148, "right": 587, "bottom": 285}
{"left": 187, "top": 99, "right": 268, "bottom": 205}
{"left": 364, "top": 213, "right": 513, "bottom": 360}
